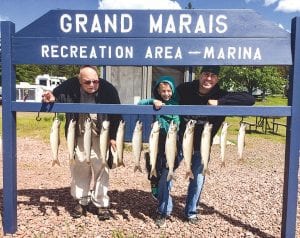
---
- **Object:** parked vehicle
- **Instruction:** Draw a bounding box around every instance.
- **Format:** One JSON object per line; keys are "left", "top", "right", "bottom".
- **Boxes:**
{"left": 16, "top": 75, "right": 67, "bottom": 102}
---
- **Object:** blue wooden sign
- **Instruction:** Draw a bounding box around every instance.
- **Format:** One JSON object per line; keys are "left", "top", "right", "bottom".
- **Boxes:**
{"left": 13, "top": 9, "right": 291, "bottom": 66}
{"left": 1, "top": 9, "right": 299, "bottom": 238}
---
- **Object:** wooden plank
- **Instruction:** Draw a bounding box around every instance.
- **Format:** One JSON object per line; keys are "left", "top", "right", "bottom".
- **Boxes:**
{"left": 10, "top": 102, "right": 292, "bottom": 117}
{"left": 281, "top": 16, "right": 300, "bottom": 238}
{"left": 1, "top": 21, "right": 18, "bottom": 234}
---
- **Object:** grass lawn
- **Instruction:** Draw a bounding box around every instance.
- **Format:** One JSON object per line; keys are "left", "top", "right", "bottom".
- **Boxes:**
{"left": 0, "top": 95, "right": 288, "bottom": 144}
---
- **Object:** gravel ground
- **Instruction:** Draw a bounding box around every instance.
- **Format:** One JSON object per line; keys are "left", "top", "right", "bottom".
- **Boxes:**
{"left": 0, "top": 136, "right": 299, "bottom": 237}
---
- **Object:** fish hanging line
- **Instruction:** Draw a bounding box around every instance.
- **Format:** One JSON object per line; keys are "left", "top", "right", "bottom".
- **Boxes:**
{"left": 35, "top": 112, "right": 41, "bottom": 121}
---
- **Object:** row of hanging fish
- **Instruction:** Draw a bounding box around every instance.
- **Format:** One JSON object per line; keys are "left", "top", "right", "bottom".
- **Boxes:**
{"left": 49, "top": 117, "right": 126, "bottom": 167}
{"left": 142, "top": 120, "right": 246, "bottom": 180}
{"left": 50, "top": 117, "right": 247, "bottom": 180}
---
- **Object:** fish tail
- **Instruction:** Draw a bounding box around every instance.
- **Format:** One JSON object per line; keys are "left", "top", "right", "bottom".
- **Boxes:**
{"left": 202, "top": 168, "right": 210, "bottom": 176}
{"left": 52, "top": 160, "right": 61, "bottom": 167}
{"left": 134, "top": 165, "right": 142, "bottom": 173}
{"left": 118, "top": 161, "right": 125, "bottom": 167}
{"left": 167, "top": 171, "right": 174, "bottom": 181}
{"left": 238, "top": 153, "right": 243, "bottom": 160}
{"left": 221, "top": 161, "right": 226, "bottom": 167}
{"left": 69, "top": 158, "right": 75, "bottom": 166}
{"left": 150, "top": 168, "right": 157, "bottom": 178}
{"left": 185, "top": 171, "right": 194, "bottom": 180}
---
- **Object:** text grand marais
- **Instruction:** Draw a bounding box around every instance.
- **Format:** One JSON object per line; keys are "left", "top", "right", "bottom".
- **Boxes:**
{"left": 60, "top": 13, "right": 228, "bottom": 34}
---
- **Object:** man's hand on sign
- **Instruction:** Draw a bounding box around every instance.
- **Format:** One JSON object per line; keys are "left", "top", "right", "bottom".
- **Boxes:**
{"left": 208, "top": 99, "right": 218, "bottom": 106}
{"left": 42, "top": 91, "right": 55, "bottom": 103}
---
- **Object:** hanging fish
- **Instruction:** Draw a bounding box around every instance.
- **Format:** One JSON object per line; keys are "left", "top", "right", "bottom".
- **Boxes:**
{"left": 237, "top": 123, "right": 247, "bottom": 160}
{"left": 50, "top": 117, "right": 61, "bottom": 167}
{"left": 67, "top": 119, "right": 76, "bottom": 165}
{"left": 99, "top": 120, "right": 110, "bottom": 165}
{"left": 84, "top": 117, "right": 92, "bottom": 164}
{"left": 116, "top": 120, "right": 126, "bottom": 167}
{"left": 132, "top": 120, "right": 143, "bottom": 173}
{"left": 183, "top": 120, "right": 196, "bottom": 180}
{"left": 165, "top": 121, "right": 178, "bottom": 181}
{"left": 149, "top": 121, "right": 160, "bottom": 178}
{"left": 220, "top": 122, "right": 230, "bottom": 167}
{"left": 201, "top": 122, "right": 213, "bottom": 176}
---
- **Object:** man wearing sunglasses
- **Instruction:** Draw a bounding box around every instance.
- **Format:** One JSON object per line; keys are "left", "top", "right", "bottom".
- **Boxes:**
{"left": 42, "top": 65, "right": 122, "bottom": 221}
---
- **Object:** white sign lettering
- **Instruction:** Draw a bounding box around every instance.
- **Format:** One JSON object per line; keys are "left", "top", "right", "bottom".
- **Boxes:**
{"left": 59, "top": 13, "right": 132, "bottom": 33}
{"left": 145, "top": 46, "right": 182, "bottom": 59}
{"left": 41, "top": 45, "right": 134, "bottom": 59}
{"left": 203, "top": 46, "right": 262, "bottom": 60}
{"left": 149, "top": 14, "right": 228, "bottom": 34}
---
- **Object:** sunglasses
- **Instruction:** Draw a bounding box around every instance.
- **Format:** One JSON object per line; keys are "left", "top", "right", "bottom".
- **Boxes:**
{"left": 82, "top": 80, "right": 99, "bottom": 85}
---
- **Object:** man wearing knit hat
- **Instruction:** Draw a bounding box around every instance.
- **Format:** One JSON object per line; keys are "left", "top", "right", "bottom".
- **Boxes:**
{"left": 176, "top": 66, "right": 255, "bottom": 223}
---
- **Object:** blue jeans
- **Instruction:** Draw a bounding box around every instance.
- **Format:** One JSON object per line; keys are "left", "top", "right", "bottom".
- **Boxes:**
{"left": 156, "top": 151, "right": 182, "bottom": 216}
{"left": 157, "top": 167, "right": 173, "bottom": 216}
{"left": 185, "top": 150, "right": 205, "bottom": 218}
{"left": 156, "top": 150, "right": 205, "bottom": 219}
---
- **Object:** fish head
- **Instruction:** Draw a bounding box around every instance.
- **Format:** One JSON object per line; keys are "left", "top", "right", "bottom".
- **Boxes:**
{"left": 203, "top": 122, "right": 213, "bottom": 133}
{"left": 118, "top": 120, "right": 126, "bottom": 129}
{"left": 53, "top": 118, "right": 61, "bottom": 127}
{"left": 102, "top": 120, "right": 110, "bottom": 129}
{"left": 84, "top": 118, "right": 92, "bottom": 129}
{"left": 221, "top": 122, "right": 229, "bottom": 132}
{"left": 187, "top": 120, "right": 196, "bottom": 130}
{"left": 152, "top": 121, "right": 161, "bottom": 131}
{"left": 169, "top": 120, "right": 177, "bottom": 131}
{"left": 70, "top": 119, "right": 76, "bottom": 126}
{"left": 135, "top": 120, "right": 143, "bottom": 130}
{"left": 240, "top": 123, "right": 247, "bottom": 130}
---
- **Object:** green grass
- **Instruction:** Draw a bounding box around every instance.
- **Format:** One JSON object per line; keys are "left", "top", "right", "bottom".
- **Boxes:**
{"left": 224, "top": 95, "right": 288, "bottom": 144}
{"left": 0, "top": 111, "right": 65, "bottom": 142}
{"left": 0, "top": 96, "right": 288, "bottom": 144}
{"left": 255, "top": 95, "right": 288, "bottom": 106}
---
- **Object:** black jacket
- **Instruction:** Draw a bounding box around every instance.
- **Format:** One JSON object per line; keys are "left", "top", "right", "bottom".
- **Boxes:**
{"left": 176, "top": 80, "right": 255, "bottom": 150}
{"left": 53, "top": 77, "right": 122, "bottom": 140}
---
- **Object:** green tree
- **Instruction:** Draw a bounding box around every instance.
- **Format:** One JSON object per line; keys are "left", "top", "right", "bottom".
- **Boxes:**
{"left": 16, "top": 64, "right": 42, "bottom": 83}
{"left": 195, "top": 66, "right": 287, "bottom": 98}
{"left": 219, "top": 66, "right": 286, "bottom": 96}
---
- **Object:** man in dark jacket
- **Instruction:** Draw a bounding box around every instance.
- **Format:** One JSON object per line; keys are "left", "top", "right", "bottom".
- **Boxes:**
{"left": 177, "top": 66, "right": 256, "bottom": 223}
{"left": 42, "top": 65, "right": 122, "bottom": 220}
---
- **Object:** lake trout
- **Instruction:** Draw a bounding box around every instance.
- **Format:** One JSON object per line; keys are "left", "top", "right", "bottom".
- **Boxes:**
{"left": 220, "top": 122, "right": 229, "bottom": 167}
{"left": 132, "top": 120, "right": 143, "bottom": 173}
{"left": 149, "top": 121, "right": 160, "bottom": 178}
{"left": 237, "top": 122, "right": 247, "bottom": 160}
{"left": 183, "top": 119, "right": 196, "bottom": 180}
{"left": 84, "top": 117, "right": 92, "bottom": 164}
{"left": 165, "top": 121, "right": 178, "bottom": 181}
{"left": 50, "top": 118, "right": 61, "bottom": 166}
{"left": 67, "top": 119, "right": 76, "bottom": 165}
{"left": 116, "top": 120, "right": 126, "bottom": 167}
{"left": 99, "top": 120, "right": 110, "bottom": 165}
{"left": 201, "top": 122, "right": 213, "bottom": 176}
